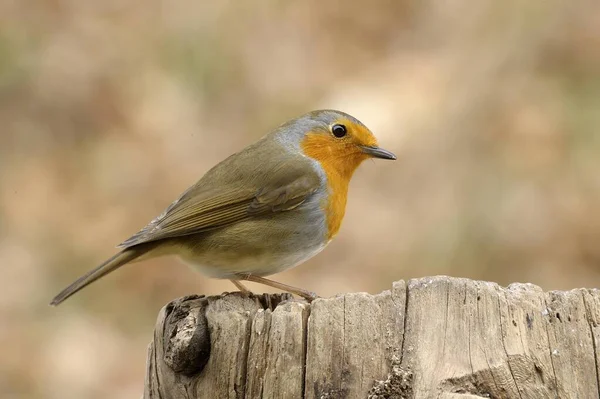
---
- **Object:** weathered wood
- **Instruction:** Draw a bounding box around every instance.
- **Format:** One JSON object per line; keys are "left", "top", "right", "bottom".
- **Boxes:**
{"left": 144, "top": 277, "right": 600, "bottom": 399}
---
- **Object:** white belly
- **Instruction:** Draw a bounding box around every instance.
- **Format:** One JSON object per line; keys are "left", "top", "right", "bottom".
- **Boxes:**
{"left": 180, "top": 241, "right": 328, "bottom": 279}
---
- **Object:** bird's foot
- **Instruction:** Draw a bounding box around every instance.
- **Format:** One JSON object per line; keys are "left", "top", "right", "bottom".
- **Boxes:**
{"left": 236, "top": 274, "right": 320, "bottom": 303}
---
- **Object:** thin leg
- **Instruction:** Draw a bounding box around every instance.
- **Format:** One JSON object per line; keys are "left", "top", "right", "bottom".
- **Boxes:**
{"left": 230, "top": 279, "right": 251, "bottom": 294}
{"left": 238, "top": 274, "right": 319, "bottom": 302}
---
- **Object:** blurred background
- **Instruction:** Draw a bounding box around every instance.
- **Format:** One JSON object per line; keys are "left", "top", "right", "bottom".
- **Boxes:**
{"left": 1, "top": 0, "right": 600, "bottom": 397}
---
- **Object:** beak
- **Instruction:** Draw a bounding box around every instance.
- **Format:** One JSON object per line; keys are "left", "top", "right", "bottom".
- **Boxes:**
{"left": 359, "top": 145, "right": 397, "bottom": 160}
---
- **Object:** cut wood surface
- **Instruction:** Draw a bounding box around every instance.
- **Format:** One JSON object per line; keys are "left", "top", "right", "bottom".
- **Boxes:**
{"left": 144, "top": 276, "right": 600, "bottom": 399}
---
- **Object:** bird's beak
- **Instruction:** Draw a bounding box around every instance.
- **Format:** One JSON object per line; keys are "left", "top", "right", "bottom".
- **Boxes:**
{"left": 359, "top": 145, "right": 397, "bottom": 160}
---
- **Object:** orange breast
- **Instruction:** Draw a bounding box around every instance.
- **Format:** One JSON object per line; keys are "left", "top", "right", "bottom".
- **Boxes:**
{"left": 300, "top": 132, "right": 367, "bottom": 240}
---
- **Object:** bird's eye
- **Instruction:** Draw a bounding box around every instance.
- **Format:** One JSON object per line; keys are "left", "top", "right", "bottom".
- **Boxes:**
{"left": 331, "top": 124, "right": 347, "bottom": 138}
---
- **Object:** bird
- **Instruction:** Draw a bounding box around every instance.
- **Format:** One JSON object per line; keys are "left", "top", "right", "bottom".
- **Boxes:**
{"left": 50, "top": 109, "right": 396, "bottom": 306}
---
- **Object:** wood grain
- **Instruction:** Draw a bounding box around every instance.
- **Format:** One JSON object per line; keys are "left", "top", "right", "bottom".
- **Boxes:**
{"left": 144, "top": 277, "right": 600, "bottom": 399}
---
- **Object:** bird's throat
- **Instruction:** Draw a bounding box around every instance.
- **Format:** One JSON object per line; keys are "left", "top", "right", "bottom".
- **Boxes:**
{"left": 301, "top": 133, "right": 365, "bottom": 239}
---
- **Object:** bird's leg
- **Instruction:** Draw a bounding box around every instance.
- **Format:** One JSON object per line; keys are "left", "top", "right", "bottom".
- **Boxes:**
{"left": 237, "top": 274, "right": 319, "bottom": 302}
{"left": 230, "top": 279, "right": 251, "bottom": 294}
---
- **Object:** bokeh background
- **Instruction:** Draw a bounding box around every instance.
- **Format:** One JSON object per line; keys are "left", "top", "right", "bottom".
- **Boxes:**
{"left": 2, "top": 1, "right": 600, "bottom": 397}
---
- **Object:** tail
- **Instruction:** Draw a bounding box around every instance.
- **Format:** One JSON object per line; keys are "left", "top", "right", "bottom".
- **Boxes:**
{"left": 50, "top": 248, "right": 145, "bottom": 306}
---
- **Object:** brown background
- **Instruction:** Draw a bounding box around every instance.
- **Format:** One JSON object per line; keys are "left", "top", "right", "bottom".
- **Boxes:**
{"left": 1, "top": 1, "right": 599, "bottom": 398}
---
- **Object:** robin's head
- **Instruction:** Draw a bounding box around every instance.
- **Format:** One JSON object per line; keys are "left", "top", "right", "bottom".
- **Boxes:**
{"left": 286, "top": 110, "right": 396, "bottom": 179}
{"left": 272, "top": 110, "right": 396, "bottom": 239}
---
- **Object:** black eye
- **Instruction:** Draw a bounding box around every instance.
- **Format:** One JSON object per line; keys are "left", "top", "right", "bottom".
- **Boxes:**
{"left": 331, "top": 124, "right": 347, "bottom": 138}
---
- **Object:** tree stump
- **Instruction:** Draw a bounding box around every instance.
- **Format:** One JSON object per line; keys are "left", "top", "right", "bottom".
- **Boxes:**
{"left": 144, "top": 276, "right": 600, "bottom": 398}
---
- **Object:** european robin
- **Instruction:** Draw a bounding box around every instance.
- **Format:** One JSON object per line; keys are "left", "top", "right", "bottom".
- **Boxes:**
{"left": 50, "top": 110, "right": 396, "bottom": 305}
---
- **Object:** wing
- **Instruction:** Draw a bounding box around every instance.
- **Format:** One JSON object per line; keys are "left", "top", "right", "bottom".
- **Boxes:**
{"left": 118, "top": 166, "right": 321, "bottom": 248}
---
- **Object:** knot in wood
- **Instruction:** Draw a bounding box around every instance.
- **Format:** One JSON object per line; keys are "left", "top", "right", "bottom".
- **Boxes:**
{"left": 163, "top": 295, "right": 211, "bottom": 376}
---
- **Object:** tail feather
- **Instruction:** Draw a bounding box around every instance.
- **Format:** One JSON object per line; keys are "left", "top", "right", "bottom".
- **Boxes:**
{"left": 50, "top": 249, "right": 143, "bottom": 306}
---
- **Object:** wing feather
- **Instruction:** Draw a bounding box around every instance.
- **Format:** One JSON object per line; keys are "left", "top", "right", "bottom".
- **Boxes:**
{"left": 118, "top": 169, "right": 321, "bottom": 248}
